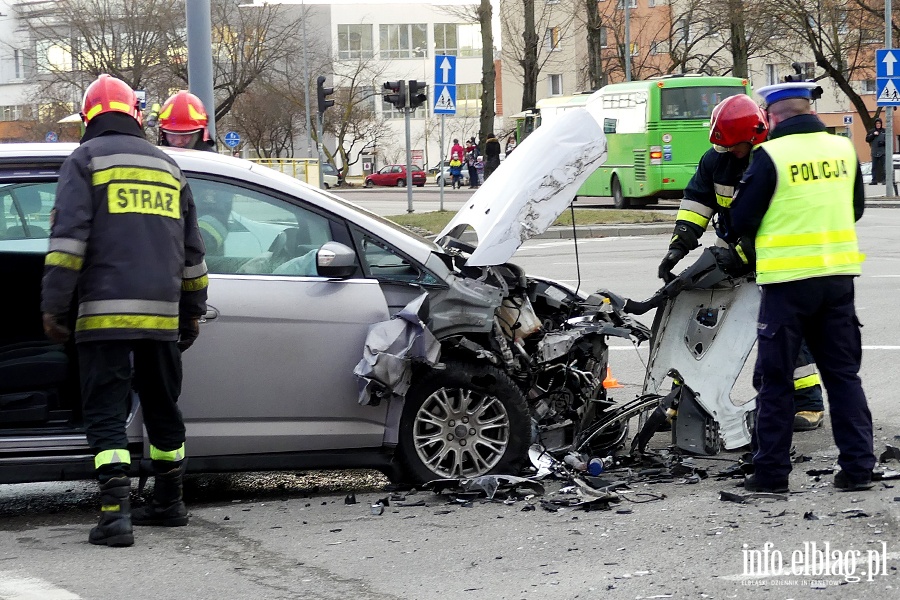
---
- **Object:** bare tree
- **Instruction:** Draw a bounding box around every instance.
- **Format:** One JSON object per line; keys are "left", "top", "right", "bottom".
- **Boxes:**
{"left": 441, "top": 1, "right": 496, "bottom": 146}
{"left": 17, "top": 0, "right": 181, "bottom": 109}
{"left": 773, "top": 0, "right": 882, "bottom": 130}
{"left": 501, "top": 0, "right": 577, "bottom": 109}
{"left": 231, "top": 82, "right": 301, "bottom": 158}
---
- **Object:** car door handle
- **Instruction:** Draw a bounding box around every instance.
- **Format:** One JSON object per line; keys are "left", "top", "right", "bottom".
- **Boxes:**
{"left": 201, "top": 306, "right": 219, "bottom": 322}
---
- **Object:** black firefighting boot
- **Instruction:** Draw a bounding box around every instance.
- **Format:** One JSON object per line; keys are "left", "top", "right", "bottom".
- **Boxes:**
{"left": 133, "top": 460, "right": 188, "bottom": 527}
{"left": 89, "top": 476, "right": 134, "bottom": 547}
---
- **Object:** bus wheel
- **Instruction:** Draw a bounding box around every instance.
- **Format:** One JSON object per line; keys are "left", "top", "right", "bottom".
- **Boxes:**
{"left": 611, "top": 176, "right": 630, "bottom": 209}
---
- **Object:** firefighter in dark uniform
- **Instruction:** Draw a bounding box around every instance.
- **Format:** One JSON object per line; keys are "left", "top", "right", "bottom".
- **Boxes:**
{"left": 726, "top": 81, "right": 874, "bottom": 493}
{"left": 154, "top": 90, "right": 229, "bottom": 256}
{"left": 41, "top": 74, "right": 208, "bottom": 547}
{"left": 658, "top": 94, "right": 826, "bottom": 432}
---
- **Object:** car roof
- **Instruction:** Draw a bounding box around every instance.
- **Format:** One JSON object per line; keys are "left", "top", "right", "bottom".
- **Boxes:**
{"left": 0, "top": 143, "right": 440, "bottom": 263}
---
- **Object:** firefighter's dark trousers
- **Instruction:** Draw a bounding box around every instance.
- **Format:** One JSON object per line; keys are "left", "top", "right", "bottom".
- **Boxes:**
{"left": 752, "top": 276, "right": 875, "bottom": 483}
{"left": 79, "top": 340, "right": 185, "bottom": 480}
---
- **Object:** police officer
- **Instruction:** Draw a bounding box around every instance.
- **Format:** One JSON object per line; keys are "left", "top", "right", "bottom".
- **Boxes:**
{"left": 41, "top": 74, "right": 208, "bottom": 546}
{"left": 659, "top": 94, "right": 826, "bottom": 432}
{"left": 156, "top": 90, "right": 216, "bottom": 152}
{"left": 727, "top": 81, "right": 873, "bottom": 493}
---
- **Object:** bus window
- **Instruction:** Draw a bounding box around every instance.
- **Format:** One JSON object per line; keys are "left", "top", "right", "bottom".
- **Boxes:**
{"left": 660, "top": 86, "right": 746, "bottom": 120}
{"left": 603, "top": 118, "right": 617, "bottom": 134}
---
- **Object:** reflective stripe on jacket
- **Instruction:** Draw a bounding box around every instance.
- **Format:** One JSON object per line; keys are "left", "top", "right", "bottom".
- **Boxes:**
{"left": 755, "top": 131, "right": 863, "bottom": 284}
{"left": 42, "top": 132, "right": 207, "bottom": 342}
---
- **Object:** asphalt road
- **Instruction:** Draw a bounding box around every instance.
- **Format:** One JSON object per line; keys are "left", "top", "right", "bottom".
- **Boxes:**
{"left": 1, "top": 210, "right": 898, "bottom": 600}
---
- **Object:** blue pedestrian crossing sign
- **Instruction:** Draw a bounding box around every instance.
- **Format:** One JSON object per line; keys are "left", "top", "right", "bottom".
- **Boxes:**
{"left": 434, "top": 85, "right": 457, "bottom": 114}
{"left": 224, "top": 131, "right": 241, "bottom": 148}
{"left": 434, "top": 54, "right": 457, "bottom": 115}
{"left": 876, "top": 49, "right": 900, "bottom": 105}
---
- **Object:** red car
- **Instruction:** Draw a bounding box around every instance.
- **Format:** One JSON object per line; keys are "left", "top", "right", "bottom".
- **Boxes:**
{"left": 365, "top": 164, "right": 426, "bottom": 188}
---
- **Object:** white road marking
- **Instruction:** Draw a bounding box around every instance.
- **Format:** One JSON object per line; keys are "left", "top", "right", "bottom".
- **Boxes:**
{"left": 870, "top": 275, "right": 900, "bottom": 278}
{"left": 607, "top": 345, "right": 900, "bottom": 350}
{"left": 0, "top": 573, "right": 80, "bottom": 600}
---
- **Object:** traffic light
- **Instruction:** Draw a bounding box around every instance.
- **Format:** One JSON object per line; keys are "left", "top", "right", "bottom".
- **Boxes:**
{"left": 407, "top": 80, "right": 427, "bottom": 110}
{"left": 383, "top": 80, "right": 407, "bottom": 109}
{"left": 317, "top": 75, "right": 334, "bottom": 115}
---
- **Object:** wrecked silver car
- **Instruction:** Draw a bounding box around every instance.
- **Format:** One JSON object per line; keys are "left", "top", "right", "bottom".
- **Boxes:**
{"left": 0, "top": 110, "right": 647, "bottom": 485}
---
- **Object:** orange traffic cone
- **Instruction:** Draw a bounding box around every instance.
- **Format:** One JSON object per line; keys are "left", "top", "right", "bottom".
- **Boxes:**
{"left": 602, "top": 366, "right": 623, "bottom": 389}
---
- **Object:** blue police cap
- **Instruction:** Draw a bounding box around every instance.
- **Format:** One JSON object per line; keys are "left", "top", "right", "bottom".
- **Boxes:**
{"left": 756, "top": 82, "right": 819, "bottom": 107}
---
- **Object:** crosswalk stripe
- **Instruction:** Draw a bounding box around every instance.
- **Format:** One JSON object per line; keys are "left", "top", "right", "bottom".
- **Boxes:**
{"left": 0, "top": 572, "right": 81, "bottom": 600}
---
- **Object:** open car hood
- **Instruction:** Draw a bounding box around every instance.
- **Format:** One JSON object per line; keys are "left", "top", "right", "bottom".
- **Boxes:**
{"left": 437, "top": 108, "right": 607, "bottom": 266}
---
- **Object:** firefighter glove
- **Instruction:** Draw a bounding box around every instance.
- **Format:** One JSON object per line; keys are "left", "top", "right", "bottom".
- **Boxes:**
{"left": 177, "top": 317, "right": 200, "bottom": 352}
{"left": 42, "top": 313, "right": 70, "bottom": 343}
{"left": 658, "top": 248, "right": 687, "bottom": 282}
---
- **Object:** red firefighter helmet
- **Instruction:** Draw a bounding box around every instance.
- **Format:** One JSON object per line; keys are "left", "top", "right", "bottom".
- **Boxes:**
{"left": 80, "top": 74, "right": 142, "bottom": 125}
{"left": 158, "top": 91, "right": 209, "bottom": 134}
{"left": 708, "top": 94, "right": 768, "bottom": 152}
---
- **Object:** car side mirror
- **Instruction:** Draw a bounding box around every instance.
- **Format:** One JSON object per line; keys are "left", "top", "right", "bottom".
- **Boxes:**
{"left": 316, "top": 241, "right": 358, "bottom": 279}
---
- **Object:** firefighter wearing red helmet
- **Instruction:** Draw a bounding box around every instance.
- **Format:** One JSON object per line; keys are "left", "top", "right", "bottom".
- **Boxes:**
{"left": 658, "top": 92, "right": 826, "bottom": 433}
{"left": 42, "top": 74, "right": 208, "bottom": 547}
{"left": 157, "top": 90, "right": 216, "bottom": 151}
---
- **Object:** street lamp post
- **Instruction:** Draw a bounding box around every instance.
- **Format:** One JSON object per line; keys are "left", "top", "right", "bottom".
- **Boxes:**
{"left": 301, "top": 0, "right": 313, "bottom": 158}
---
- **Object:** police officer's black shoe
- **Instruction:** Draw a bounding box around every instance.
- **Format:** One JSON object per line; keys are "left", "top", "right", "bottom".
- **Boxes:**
{"left": 741, "top": 474, "right": 789, "bottom": 493}
{"left": 834, "top": 470, "right": 874, "bottom": 491}
{"left": 89, "top": 476, "right": 134, "bottom": 547}
{"left": 133, "top": 461, "right": 188, "bottom": 527}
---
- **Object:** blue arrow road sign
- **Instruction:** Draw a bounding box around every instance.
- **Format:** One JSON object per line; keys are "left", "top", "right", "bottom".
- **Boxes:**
{"left": 224, "top": 131, "right": 241, "bottom": 148}
{"left": 435, "top": 55, "right": 456, "bottom": 86}
{"left": 434, "top": 84, "right": 457, "bottom": 115}
{"left": 877, "top": 49, "right": 899, "bottom": 78}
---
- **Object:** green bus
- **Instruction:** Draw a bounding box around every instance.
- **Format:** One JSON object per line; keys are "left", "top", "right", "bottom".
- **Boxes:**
{"left": 534, "top": 75, "right": 752, "bottom": 208}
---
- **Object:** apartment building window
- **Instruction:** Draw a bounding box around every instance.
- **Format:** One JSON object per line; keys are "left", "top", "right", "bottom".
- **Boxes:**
{"left": 0, "top": 106, "right": 25, "bottom": 121}
{"left": 338, "top": 24, "right": 373, "bottom": 59}
{"left": 802, "top": 62, "right": 815, "bottom": 79}
{"left": 13, "top": 49, "right": 25, "bottom": 79}
{"left": 674, "top": 19, "right": 690, "bottom": 44}
{"left": 549, "top": 74, "right": 563, "bottom": 96}
{"left": 649, "top": 0, "right": 655, "bottom": 6}
{"left": 765, "top": 63, "right": 777, "bottom": 86}
{"left": 380, "top": 24, "right": 427, "bottom": 59}
{"left": 35, "top": 40, "right": 72, "bottom": 73}
{"left": 863, "top": 79, "right": 876, "bottom": 94}
{"left": 600, "top": 27, "right": 608, "bottom": 48}
{"left": 457, "top": 83, "right": 483, "bottom": 116}
{"left": 617, "top": 0, "right": 637, "bottom": 8}
{"left": 650, "top": 41, "right": 664, "bottom": 55}
{"left": 545, "top": 27, "right": 561, "bottom": 51}
{"left": 434, "top": 23, "right": 482, "bottom": 57}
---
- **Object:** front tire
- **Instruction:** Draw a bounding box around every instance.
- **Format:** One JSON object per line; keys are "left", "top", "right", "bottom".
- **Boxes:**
{"left": 365, "top": 179, "right": 373, "bottom": 188}
{"left": 397, "top": 361, "right": 531, "bottom": 483}
{"left": 611, "top": 175, "right": 630, "bottom": 209}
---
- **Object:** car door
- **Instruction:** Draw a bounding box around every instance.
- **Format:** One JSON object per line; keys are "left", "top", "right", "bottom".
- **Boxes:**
{"left": 372, "top": 166, "right": 391, "bottom": 186}
{"left": 180, "top": 177, "right": 391, "bottom": 457}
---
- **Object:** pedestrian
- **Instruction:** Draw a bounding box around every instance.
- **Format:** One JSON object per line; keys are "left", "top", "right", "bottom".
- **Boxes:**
{"left": 450, "top": 138, "right": 465, "bottom": 164}
{"left": 505, "top": 134, "right": 517, "bottom": 156}
{"left": 865, "top": 117, "right": 886, "bottom": 185}
{"left": 727, "top": 81, "right": 873, "bottom": 493}
{"left": 483, "top": 132, "right": 502, "bottom": 180}
{"left": 449, "top": 152, "right": 463, "bottom": 189}
{"left": 156, "top": 90, "right": 217, "bottom": 152}
{"left": 41, "top": 74, "right": 208, "bottom": 546}
{"left": 465, "top": 137, "right": 480, "bottom": 188}
{"left": 658, "top": 94, "right": 826, "bottom": 432}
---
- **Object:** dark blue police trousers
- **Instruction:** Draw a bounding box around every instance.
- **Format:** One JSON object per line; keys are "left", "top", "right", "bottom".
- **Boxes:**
{"left": 752, "top": 275, "right": 875, "bottom": 483}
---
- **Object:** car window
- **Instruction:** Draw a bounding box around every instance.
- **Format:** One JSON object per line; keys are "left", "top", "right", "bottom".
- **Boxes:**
{"left": 188, "top": 178, "right": 334, "bottom": 277}
{"left": 391, "top": 166, "right": 402, "bottom": 174}
{"left": 357, "top": 233, "right": 439, "bottom": 285}
{"left": 0, "top": 182, "right": 56, "bottom": 241}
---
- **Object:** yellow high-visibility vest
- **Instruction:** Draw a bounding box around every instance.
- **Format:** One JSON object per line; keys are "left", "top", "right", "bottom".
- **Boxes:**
{"left": 754, "top": 131, "right": 864, "bottom": 284}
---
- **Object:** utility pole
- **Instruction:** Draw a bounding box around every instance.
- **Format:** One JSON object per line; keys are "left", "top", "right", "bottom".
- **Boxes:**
{"left": 301, "top": 0, "right": 313, "bottom": 158}
{"left": 887, "top": 0, "right": 895, "bottom": 196}
{"left": 624, "top": 0, "right": 631, "bottom": 82}
{"left": 186, "top": 0, "right": 216, "bottom": 139}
